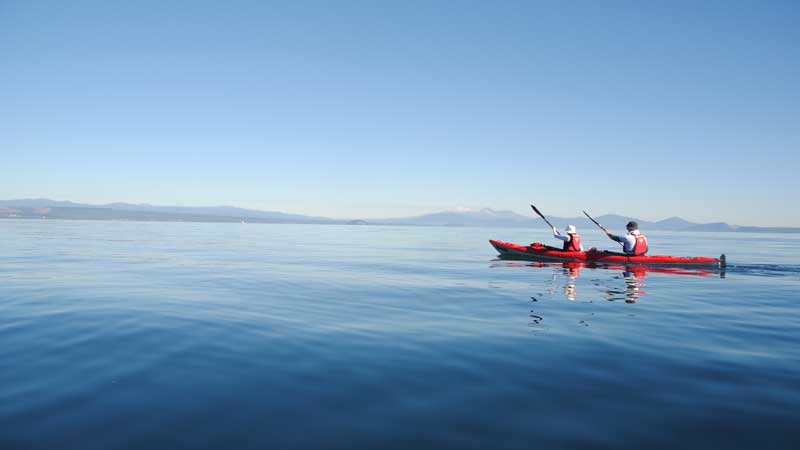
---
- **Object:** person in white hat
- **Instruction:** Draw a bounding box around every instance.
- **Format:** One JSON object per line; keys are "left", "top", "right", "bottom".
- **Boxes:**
{"left": 552, "top": 224, "right": 584, "bottom": 252}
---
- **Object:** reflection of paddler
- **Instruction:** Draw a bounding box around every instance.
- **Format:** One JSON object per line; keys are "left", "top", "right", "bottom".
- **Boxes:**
{"left": 563, "top": 262, "right": 582, "bottom": 278}
{"left": 602, "top": 269, "right": 647, "bottom": 303}
{"left": 562, "top": 263, "right": 580, "bottom": 301}
{"left": 621, "top": 271, "right": 646, "bottom": 303}
{"left": 564, "top": 282, "right": 576, "bottom": 301}
{"left": 623, "top": 266, "right": 647, "bottom": 279}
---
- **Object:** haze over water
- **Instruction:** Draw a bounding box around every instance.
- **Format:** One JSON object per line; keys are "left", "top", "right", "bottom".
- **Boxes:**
{"left": 1, "top": 220, "right": 799, "bottom": 449}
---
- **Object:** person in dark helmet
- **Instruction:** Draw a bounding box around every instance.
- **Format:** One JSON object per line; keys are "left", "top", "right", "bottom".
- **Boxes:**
{"left": 604, "top": 221, "right": 648, "bottom": 255}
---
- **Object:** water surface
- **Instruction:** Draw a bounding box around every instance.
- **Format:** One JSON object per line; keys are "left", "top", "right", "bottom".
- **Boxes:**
{"left": 1, "top": 221, "right": 798, "bottom": 449}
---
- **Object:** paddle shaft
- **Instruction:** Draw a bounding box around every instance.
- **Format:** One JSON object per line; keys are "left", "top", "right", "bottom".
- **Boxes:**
{"left": 584, "top": 210, "right": 626, "bottom": 248}
{"left": 530, "top": 205, "right": 555, "bottom": 229}
{"left": 583, "top": 210, "right": 609, "bottom": 233}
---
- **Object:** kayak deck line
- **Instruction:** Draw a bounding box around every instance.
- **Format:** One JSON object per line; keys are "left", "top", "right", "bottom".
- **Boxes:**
{"left": 490, "top": 240, "right": 725, "bottom": 268}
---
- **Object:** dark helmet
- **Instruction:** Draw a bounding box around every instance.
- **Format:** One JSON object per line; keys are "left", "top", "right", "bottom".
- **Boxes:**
{"left": 626, "top": 221, "right": 639, "bottom": 230}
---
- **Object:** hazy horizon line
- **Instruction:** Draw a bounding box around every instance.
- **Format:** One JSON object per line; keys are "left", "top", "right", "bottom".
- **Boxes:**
{"left": 2, "top": 197, "right": 798, "bottom": 228}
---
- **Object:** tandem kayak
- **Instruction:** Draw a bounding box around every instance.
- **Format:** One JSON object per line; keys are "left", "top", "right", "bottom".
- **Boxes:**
{"left": 490, "top": 240, "right": 725, "bottom": 267}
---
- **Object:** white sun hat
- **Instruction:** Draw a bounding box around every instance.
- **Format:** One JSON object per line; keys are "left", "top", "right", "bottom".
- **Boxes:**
{"left": 565, "top": 225, "right": 577, "bottom": 234}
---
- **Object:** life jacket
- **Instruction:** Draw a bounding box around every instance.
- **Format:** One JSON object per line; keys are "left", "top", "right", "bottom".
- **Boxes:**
{"left": 631, "top": 233, "right": 648, "bottom": 255}
{"left": 563, "top": 234, "right": 581, "bottom": 252}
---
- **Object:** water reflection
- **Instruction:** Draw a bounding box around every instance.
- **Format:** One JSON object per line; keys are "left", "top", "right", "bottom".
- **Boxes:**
{"left": 562, "top": 263, "right": 580, "bottom": 301}
{"left": 494, "top": 260, "right": 723, "bottom": 277}
{"left": 495, "top": 259, "right": 727, "bottom": 330}
{"left": 605, "top": 269, "right": 647, "bottom": 303}
{"left": 492, "top": 259, "right": 723, "bottom": 305}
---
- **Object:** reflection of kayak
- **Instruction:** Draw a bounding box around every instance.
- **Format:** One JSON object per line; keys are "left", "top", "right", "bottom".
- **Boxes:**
{"left": 518, "top": 260, "right": 721, "bottom": 278}
{"left": 490, "top": 240, "right": 725, "bottom": 267}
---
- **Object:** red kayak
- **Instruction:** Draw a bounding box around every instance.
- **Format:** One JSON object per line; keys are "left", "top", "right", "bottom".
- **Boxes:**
{"left": 490, "top": 240, "right": 725, "bottom": 267}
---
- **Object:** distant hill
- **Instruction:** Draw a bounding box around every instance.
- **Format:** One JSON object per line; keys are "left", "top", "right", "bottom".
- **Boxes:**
{"left": 0, "top": 200, "right": 342, "bottom": 225}
{"left": 684, "top": 222, "right": 736, "bottom": 232}
{"left": 373, "top": 208, "right": 800, "bottom": 233}
{"left": 0, "top": 199, "right": 90, "bottom": 209}
{"left": 683, "top": 223, "right": 800, "bottom": 233}
{"left": 373, "top": 209, "right": 689, "bottom": 231}
{"left": 377, "top": 208, "right": 536, "bottom": 228}
{"left": 655, "top": 216, "right": 695, "bottom": 229}
{"left": 1, "top": 199, "right": 798, "bottom": 233}
{"left": 99, "top": 202, "right": 332, "bottom": 223}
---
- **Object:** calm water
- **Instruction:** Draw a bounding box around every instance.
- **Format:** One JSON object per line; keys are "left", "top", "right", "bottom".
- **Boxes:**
{"left": 1, "top": 220, "right": 799, "bottom": 449}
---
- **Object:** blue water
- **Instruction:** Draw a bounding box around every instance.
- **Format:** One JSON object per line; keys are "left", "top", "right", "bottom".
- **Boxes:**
{"left": 1, "top": 220, "right": 799, "bottom": 449}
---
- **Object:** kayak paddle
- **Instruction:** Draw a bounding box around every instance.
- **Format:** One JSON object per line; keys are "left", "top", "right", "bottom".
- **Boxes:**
{"left": 582, "top": 210, "right": 608, "bottom": 233}
{"left": 530, "top": 205, "right": 555, "bottom": 229}
{"left": 584, "top": 210, "right": 624, "bottom": 248}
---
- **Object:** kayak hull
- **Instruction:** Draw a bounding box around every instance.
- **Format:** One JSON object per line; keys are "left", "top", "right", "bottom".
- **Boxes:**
{"left": 490, "top": 240, "right": 725, "bottom": 267}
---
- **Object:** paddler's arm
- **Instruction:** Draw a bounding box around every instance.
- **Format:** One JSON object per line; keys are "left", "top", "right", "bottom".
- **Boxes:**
{"left": 605, "top": 231, "right": 623, "bottom": 243}
{"left": 552, "top": 227, "right": 569, "bottom": 242}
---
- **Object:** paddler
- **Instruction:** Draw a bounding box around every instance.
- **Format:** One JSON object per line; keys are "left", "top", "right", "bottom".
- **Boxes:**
{"left": 604, "top": 221, "right": 648, "bottom": 255}
{"left": 552, "top": 225, "right": 584, "bottom": 252}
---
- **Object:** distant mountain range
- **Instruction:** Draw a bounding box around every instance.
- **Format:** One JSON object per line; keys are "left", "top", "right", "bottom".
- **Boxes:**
{"left": 371, "top": 208, "right": 800, "bottom": 232}
{"left": 0, "top": 199, "right": 338, "bottom": 224}
{"left": 1, "top": 199, "right": 798, "bottom": 233}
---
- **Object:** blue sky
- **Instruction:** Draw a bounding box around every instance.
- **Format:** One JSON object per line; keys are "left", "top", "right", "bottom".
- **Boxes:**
{"left": 1, "top": 0, "right": 798, "bottom": 225}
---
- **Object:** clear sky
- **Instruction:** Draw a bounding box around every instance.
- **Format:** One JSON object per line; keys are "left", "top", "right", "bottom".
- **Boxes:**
{"left": 1, "top": 0, "right": 798, "bottom": 225}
